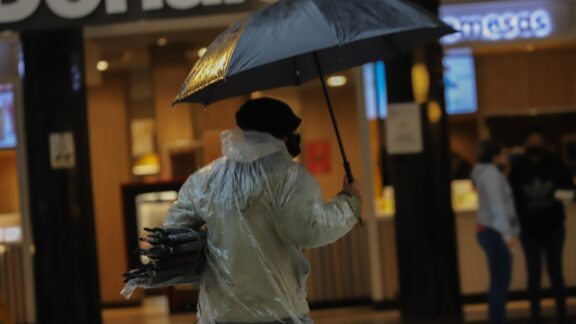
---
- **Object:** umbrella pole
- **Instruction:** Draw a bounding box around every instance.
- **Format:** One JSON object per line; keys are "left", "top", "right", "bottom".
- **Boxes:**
{"left": 313, "top": 52, "right": 354, "bottom": 183}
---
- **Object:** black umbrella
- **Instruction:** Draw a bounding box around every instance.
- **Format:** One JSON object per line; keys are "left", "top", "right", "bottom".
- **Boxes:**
{"left": 173, "top": 0, "right": 454, "bottom": 182}
{"left": 121, "top": 226, "right": 207, "bottom": 298}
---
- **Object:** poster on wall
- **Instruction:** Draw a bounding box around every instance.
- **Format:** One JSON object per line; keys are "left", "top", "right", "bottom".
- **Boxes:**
{"left": 0, "top": 83, "right": 16, "bottom": 150}
{"left": 305, "top": 141, "right": 331, "bottom": 174}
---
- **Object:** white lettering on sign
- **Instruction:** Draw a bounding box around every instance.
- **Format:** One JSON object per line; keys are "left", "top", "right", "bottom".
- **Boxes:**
{"left": 0, "top": 0, "right": 41, "bottom": 23}
{"left": 0, "top": 0, "right": 246, "bottom": 23}
{"left": 46, "top": 0, "right": 100, "bottom": 19}
{"left": 164, "top": 0, "right": 242, "bottom": 10}
{"left": 442, "top": 9, "right": 553, "bottom": 44}
{"left": 201, "top": 0, "right": 224, "bottom": 6}
{"left": 142, "top": 0, "right": 165, "bottom": 10}
{"left": 165, "top": 0, "right": 202, "bottom": 10}
{"left": 105, "top": 0, "right": 128, "bottom": 15}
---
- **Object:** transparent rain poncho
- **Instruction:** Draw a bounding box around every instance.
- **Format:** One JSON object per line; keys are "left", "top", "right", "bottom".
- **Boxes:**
{"left": 128, "top": 129, "right": 360, "bottom": 324}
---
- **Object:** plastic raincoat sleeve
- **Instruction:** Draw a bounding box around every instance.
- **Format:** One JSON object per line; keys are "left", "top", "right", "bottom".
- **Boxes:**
{"left": 163, "top": 175, "right": 204, "bottom": 228}
{"left": 278, "top": 164, "right": 360, "bottom": 249}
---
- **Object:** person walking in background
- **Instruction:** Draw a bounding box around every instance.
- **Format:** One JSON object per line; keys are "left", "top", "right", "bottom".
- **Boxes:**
{"left": 509, "top": 128, "right": 575, "bottom": 324}
{"left": 472, "top": 139, "right": 520, "bottom": 324}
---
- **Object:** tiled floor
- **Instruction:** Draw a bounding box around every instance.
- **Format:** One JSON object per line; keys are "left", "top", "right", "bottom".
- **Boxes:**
{"left": 103, "top": 296, "right": 576, "bottom": 324}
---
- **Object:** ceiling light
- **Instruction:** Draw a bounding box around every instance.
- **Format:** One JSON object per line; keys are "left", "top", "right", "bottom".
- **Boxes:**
{"left": 157, "top": 37, "right": 168, "bottom": 47}
{"left": 96, "top": 60, "right": 109, "bottom": 72}
{"left": 197, "top": 47, "right": 208, "bottom": 58}
{"left": 327, "top": 75, "right": 347, "bottom": 87}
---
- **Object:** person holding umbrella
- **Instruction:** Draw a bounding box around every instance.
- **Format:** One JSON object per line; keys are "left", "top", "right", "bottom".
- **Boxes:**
{"left": 162, "top": 97, "right": 362, "bottom": 324}
{"left": 144, "top": 1, "right": 452, "bottom": 322}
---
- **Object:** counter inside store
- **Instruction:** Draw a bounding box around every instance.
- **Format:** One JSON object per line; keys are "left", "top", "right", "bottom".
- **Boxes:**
{"left": 375, "top": 180, "right": 576, "bottom": 296}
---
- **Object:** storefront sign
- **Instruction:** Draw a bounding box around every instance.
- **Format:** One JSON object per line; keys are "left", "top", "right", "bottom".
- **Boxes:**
{"left": 440, "top": 1, "right": 573, "bottom": 45}
{"left": 0, "top": 0, "right": 260, "bottom": 31}
{"left": 442, "top": 10, "right": 553, "bottom": 44}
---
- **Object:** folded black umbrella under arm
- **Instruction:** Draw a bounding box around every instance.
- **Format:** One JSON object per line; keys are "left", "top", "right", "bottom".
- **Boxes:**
{"left": 121, "top": 226, "right": 207, "bottom": 298}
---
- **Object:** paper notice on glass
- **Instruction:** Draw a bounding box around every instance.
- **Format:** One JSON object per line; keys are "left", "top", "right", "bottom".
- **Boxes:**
{"left": 50, "top": 132, "right": 76, "bottom": 169}
{"left": 385, "top": 103, "right": 423, "bottom": 155}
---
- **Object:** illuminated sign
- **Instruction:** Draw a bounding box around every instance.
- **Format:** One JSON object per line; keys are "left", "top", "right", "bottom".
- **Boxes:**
{"left": 0, "top": 0, "right": 255, "bottom": 31}
{"left": 362, "top": 61, "right": 388, "bottom": 120}
{"left": 0, "top": 0, "right": 245, "bottom": 22}
{"left": 0, "top": 83, "right": 17, "bottom": 150}
{"left": 442, "top": 9, "right": 554, "bottom": 44}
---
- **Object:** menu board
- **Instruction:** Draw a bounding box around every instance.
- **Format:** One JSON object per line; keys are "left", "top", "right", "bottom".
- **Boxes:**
{"left": 0, "top": 83, "right": 16, "bottom": 149}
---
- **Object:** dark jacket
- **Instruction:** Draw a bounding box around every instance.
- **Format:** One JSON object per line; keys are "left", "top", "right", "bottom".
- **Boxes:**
{"left": 509, "top": 149, "right": 574, "bottom": 237}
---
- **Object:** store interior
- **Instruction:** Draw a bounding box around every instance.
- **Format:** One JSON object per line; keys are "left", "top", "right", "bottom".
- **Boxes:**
{"left": 79, "top": 21, "right": 576, "bottom": 310}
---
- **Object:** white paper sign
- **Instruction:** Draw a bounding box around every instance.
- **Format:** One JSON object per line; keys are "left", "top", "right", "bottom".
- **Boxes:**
{"left": 386, "top": 103, "right": 423, "bottom": 155}
{"left": 50, "top": 132, "right": 76, "bottom": 169}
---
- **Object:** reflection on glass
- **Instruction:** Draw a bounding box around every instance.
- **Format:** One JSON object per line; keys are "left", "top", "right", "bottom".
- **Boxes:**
{"left": 135, "top": 191, "right": 178, "bottom": 264}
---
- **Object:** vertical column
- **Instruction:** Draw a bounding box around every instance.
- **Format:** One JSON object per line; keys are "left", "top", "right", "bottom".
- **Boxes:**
{"left": 385, "top": 1, "right": 462, "bottom": 321}
{"left": 354, "top": 70, "right": 385, "bottom": 303}
{"left": 20, "top": 29, "right": 102, "bottom": 324}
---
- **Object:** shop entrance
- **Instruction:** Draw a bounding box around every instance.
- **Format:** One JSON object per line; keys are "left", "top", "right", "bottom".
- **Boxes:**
{"left": 0, "top": 35, "right": 36, "bottom": 324}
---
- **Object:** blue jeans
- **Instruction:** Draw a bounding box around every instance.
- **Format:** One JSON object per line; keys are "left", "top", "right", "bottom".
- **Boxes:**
{"left": 478, "top": 228, "right": 512, "bottom": 324}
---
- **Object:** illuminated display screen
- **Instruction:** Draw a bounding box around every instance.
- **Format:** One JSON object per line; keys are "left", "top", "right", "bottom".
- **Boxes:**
{"left": 443, "top": 52, "right": 478, "bottom": 115}
{"left": 362, "top": 61, "right": 388, "bottom": 120}
{"left": 0, "top": 83, "right": 17, "bottom": 149}
{"left": 362, "top": 54, "right": 477, "bottom": 118}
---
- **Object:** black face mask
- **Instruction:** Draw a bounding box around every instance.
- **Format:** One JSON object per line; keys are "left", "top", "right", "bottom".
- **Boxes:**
{"left": 285, "top": 133, "right": 301, "bottom": 158}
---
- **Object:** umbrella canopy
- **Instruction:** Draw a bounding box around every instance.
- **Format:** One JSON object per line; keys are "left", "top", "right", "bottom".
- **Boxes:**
{"left": 173, "top": 0, "right": 453, "bottom": 105}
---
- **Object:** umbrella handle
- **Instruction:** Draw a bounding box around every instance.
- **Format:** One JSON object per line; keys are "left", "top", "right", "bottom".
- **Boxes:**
{"left": 343, "top": 162, "right": 354, "bottom": 184}
{"left": 313, "top": 52, "right": 355, "bottom": 184}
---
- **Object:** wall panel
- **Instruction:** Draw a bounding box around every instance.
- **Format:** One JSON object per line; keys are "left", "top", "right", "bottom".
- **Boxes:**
{"left": 87, "top": 73, "right": 132, "bottom": 304}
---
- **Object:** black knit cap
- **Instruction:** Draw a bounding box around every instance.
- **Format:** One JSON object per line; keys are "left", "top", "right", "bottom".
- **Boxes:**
{"left": 236, "top": 97, "right": 302, "bottom": 139}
